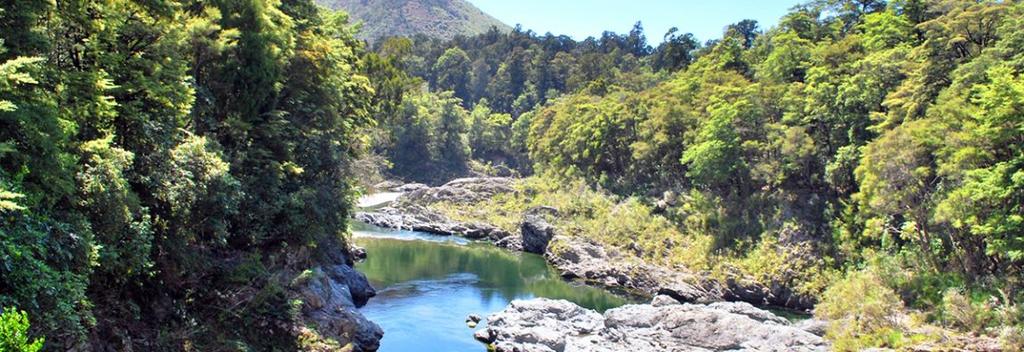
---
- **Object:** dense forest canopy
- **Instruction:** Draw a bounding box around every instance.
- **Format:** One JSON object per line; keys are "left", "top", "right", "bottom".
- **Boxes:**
{"left": 1, "top": 0, "right": 374, "bottom": 349}
{"left": 1, "top": 0, "right": 1022, "bottom": 350}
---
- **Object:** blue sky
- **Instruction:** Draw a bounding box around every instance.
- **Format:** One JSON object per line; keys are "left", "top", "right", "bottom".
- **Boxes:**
{"left": 468, "top": 0, "right": 803, "bottom": 43}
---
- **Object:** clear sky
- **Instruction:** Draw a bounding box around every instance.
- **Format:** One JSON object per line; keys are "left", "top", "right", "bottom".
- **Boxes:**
{"left": 468, "top": 0, "right": 803, "bottom": 43}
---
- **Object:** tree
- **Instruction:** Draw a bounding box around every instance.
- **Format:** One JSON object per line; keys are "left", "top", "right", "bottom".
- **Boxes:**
{"left": 626, "top": 21, "right": 651, "bottom": 57}
{"left": 433, "top": 47, "right": 473, "bottom": 104}
{"left": 726, "top": 19, "right": 760, "bottom": 49}
{"left": 653, "top": 28, "right": 699, "bottom": 72}
{"left": 0, "top": 309, "right": 43, "bottom": 352}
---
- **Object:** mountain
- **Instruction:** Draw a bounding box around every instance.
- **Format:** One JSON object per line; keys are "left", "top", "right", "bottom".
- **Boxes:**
{"left": 318, "top": 0, "right": 511, "bottom": 42}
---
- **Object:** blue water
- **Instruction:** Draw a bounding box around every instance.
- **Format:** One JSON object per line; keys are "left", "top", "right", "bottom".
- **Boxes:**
{"left": 352, "top": 223, "right": 632, "bottom": 352}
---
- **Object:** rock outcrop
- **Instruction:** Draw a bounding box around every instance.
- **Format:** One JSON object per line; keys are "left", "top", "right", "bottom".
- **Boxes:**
{"left": 292, "top": 238, "right": 383, "bottom": 351}
{"left": 402, "top": 177, "right": 515, "bottom": 204}
{"left": 474, "top": 297, "right": 828, "bottom": 352}
{"left": 355, "top": 178, "right": 516, "bottom": 241}
{"left": 295, "top": 264, "right": 383, "bottom": 351}
{"left": 521, "top": 215, "right": 555, "bottom": 254}
{"left": 545, "top": 236, "right": 719, "bottom": 304}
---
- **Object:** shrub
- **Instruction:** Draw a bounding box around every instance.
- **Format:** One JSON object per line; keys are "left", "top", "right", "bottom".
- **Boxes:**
{"left": 1001, "top": 326, "right": 1024, "bottom": 352}
{"left": 941, "top": 288, "right": 997, "bottom": 334}
{"left": 0, "top": 308, "right": 44, "bottom": 352}
{"left": 816, "top": 270, "right": 906, "bottom": 351}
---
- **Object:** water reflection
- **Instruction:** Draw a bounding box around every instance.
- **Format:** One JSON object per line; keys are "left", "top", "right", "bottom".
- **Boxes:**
{"left": 353, "top": 224, "right": 632, "bottom": 351}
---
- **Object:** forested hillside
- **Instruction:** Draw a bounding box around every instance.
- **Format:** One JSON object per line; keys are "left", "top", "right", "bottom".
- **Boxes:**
{"left": 2, "top": 0, "right": 1023, "bottom": 351}
{"left": 358, "top": 22, "right": 703, "bottom": 183}
{"left": 1, "top": 1, "right": 376, "bottom": 350}
{"left": 360, "top": 0, "right": 1024, "bottom": 350}
{"left": 316, "top": 0, "right": 510, "bottom": 42}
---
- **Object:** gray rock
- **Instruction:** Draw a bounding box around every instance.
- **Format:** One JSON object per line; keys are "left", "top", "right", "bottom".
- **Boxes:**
{"left": 545, "top": 235, "right": 816, "bottom": 311}
{"left": 296, "top": 265, "right": 383, "bottom": 351}
{"left": 391, "top": 183, "right": 428, "bottom": 193}
{"left": 351, "top": 246, "right": 367, "bottom": 260}
{"left": 355, "top": 178, "right": 516, "bottom": 242}
{"left": 521, "top": 215, "right": 556, "bottom": 254}
{"left": 705, "top": 301, "right": 791, "bottom": 325}
{"left": 650, "top": 294, "right": 681, "bottom": 307}
{"left": 476, "top": 298, "right": 828, "bottom": 352}
{"left": 796, "top": 318, "right": 829, "bottom": 337}
{"left": 403, "top": 177, "right": 514, "bottom": 204}
{"left": 373, "top": 180, "right": 404, "bottom": 191}
{"left": 545, "top": 236, "right": 717, "bottom": 303}
{"left": 525, "top": 205, "right": 560, "bottom": 217}
{"left": 355, "top": 205, "right": 511, "bottom": 241}
{"left": 474, "top": 299, "right": 605, "bottom": 351}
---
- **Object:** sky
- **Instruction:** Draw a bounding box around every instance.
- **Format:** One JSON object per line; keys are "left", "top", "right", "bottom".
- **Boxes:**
{"left": 468, "top": 0, "right": 803, "bottom": 44}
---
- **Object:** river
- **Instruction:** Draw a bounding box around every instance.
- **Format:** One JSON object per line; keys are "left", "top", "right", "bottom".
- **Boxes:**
{"left": 351, "top": 222, "right": 634, "bottom": 351}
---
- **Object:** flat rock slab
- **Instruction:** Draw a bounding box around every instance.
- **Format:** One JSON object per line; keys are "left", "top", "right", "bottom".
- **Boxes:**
{"left": 475, "top": 297, "right": 828, "bottom": 352}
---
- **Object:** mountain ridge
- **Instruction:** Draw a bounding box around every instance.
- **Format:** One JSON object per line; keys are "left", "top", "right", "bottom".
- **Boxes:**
{"left": 317, "top": 0, "right": 511, "bottom": 42}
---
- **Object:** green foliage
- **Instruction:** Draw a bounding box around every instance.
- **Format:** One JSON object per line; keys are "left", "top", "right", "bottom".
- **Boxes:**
{"left": 76, "top": 136, "right": 153, "bottom": 283}
{"left": 513, "top": 1, "right": 1023, "bottom": 348}
{"left": 386, "top": 91, "right": 471, "bottom": 183}
{"left": 816, "top": 270, "right": 907, "bottom": 351}
{"left": 940, "top": 288, "right": 997, "bottom": 334}
{"left": 0, "top": 309, "right": 43, "bottom": 352}
{"left": 434, "top": 48, "right": 473, "bottom": 103}
{"left": 1, "top": 0, "right": 372, "bottom": 349}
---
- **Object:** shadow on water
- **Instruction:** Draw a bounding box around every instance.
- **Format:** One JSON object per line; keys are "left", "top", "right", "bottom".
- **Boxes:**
{"left": 352, "top": 223, "right": 633, "bottom": 351}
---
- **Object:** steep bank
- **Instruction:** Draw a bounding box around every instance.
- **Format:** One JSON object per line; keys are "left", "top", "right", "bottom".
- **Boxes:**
{"left": 291, "top": 241, "right": 383, "bottom": 351}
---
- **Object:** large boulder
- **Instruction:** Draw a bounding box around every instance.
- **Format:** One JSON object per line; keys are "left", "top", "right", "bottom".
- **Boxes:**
{"left": 521, "top": 215, "right": 556, "bottom": 254}
{"left": 296, "top": 265, "right": 383, "bottom": 351}
{"left": 473, "top": 299, "right": 605, "bottom": 352}
{"left": 476, "top": 297, "right": 828, "bottom": 352}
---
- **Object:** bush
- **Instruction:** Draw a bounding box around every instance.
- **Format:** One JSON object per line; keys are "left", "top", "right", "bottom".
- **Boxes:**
{"left": 0, "top": 308, "right": 44, "bottom": 352}
{"left": 1001, "top": 326, "right": 1024, "bottom": 352}
{"left": 941, "top": 288, "right": 997, "bottom": 334}
{"left": 816, "top": 270, "right": 906, "bottom": 351}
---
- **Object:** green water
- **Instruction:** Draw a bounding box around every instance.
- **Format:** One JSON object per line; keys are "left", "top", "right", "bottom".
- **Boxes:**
{"left": 352, "top": 223, "right": 632, "bottom": 352}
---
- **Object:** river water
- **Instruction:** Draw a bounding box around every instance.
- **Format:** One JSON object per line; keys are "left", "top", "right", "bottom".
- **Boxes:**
{"left": 352, "top": 222, "right": 633, "bottom": 351}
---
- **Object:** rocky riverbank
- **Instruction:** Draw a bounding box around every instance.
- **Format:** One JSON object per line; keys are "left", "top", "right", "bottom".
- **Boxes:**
{"left": 473, "top": 296, "right": 828, "bottom": 352}
{"left": 355, "top": 177, "right": 816, "bottom": 310}
{"left": 290, "top": 237, "right": 383, "bottom": 351}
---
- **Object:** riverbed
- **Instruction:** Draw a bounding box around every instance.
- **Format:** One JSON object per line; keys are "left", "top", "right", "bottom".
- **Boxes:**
{"left": 351, "top": 222, "right": 633, "bottom": 351}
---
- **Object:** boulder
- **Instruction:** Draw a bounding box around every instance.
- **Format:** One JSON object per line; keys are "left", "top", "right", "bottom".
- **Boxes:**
{"left": 296, "top": 265, "right": 382, "bottom": 351}
{"left": 351, "top": 246, "right": 367, "bottom": 260}
{"left": 372, "top": 180, "right": 404, "bottom": 191}
{"left": 521, "top": 215, "right": 555, "bottom": 254}
{"left": 476, "top": 298, "right": 828, "bottom": 352}
{"left": 796, "top": 319, "right": 829, "bottom": 337}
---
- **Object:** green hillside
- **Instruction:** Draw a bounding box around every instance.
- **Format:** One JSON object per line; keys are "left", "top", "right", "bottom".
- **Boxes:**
{"left": 318, "top": 0, "right": 511, "bottom": 41}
